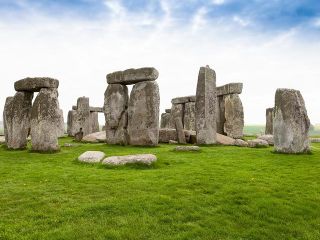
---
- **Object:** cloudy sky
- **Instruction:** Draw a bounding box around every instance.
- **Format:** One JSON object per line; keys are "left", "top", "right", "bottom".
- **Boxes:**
{"left": 0, "top": 0, "right": 319, "bottom": 124}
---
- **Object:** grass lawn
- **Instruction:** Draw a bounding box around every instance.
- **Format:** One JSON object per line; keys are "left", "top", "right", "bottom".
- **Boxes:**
{"left": 0, "top": 138, "right": 320, "bottom": 240}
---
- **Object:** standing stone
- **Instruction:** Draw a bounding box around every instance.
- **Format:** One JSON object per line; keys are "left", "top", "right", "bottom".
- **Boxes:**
{"left": 104, "top": 84, "right": 129, "bottom": 145}
{"left": 169, "top": 104, "right": 184, "bottom": 129}
{"left": 195, "top": 66, "right": 217, "bottom": 144}
{"left": 184, "top": 102, "right": 195, "bottom": 131}
{"left": 216, "top": 96, "right": 225, "bottom": 134}
{"left": 175, "top": 118, "right": 186, "bottom": 144}
{"left": 67, "top": 110, "right": 74, "bottom": 136}
{"left": 273, "top": 88, "right": 310, "bottom": 153}
{"left": 3, "top": 92, "right": 33, "bottom": 149}
{"left": 3, "top": 96, "right": 13, "bottom": 144}
{"left": 57, "top": 109, "right": 65, "bottom": 137}
{"left": 90, "top": 112, "right": 100, "bottom": 133}
{"left": 160, "top": 112, "right": 171, "bottom": 128}
{"left": 223, "top": 94, "right": 244, "bottom": 139}
{"left": 128, "top": 81, "right": 160, "bottom": 146}
{"left": 265, "top": 107, "right": 274, "bottom": 135}
{"left": 76, "top": 97, "right": 91, "bottom": 136}
{"left": 31, "top": 88, "right": 61, "bottom": 152}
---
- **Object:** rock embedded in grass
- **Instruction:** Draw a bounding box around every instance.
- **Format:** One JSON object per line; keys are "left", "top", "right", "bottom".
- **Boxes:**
{"left": 78, "top": 151, "right": 106, "bottom": 163}
{"left": 258, "top": 135, "right": 274, "bottom": 146}
{"left": 234, "top": 139, "right": 249, "bottom": 147}
{"left": 102, "top": 154, "right": 157, "bottom": 165}
{"left": 82, "top": 131, "right": 106, "bottom": 143}
{"left": 216, "top": 133, "right": 235, "bottom": 145}
{"left": 248, "top": 139, "right": 269, "bottom": 148}
{"left": 174, "top": 146, "right": 200, "bottom": 152}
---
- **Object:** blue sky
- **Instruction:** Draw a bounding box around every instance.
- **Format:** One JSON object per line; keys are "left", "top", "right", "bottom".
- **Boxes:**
{"left": 0, "top": 0, "right": 320, "bottom": 124}
{"left": 1, "top": 0, "right": 320, "bottom": 33}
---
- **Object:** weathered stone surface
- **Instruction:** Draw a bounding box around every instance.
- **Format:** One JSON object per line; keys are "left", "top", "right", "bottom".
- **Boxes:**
{"left": 102, "top": 154, "right": 157, "bottom": 165}
{"left": 223, "top": 94, "right": 244, "bottom": 139}
{"left": 30, "top": 88, "right": 61, "bottom": 152}
{"left": 217, "top": 83, "right": 243, "bottom": 96}
{"left": 78, "top": 151, "right": 105, "bottom": 163}
{"left": 76, "top": 97, "right": 91, "bottom": 136}
{"left": 171, "top": 96, "right": 196, "bottom": 104}
{"left": 169, "top": 140, "right": 178, "bottom": 144}
{"left": 89, "top": 112, "right": 100, "bottom": 133}
{"left": 184, "top": 102, "right": 195, "bottom": 131}
{"left": 3, "top": 96, "right": 14, "bottom": 144}
{"left": 175, "top": 118, "right": 186, "bottom": 144}
{"left": 258, "top": 135, "right": 274, "bottom": 146}
{"left": 189, "top": 131, "right": 197, "bottom": 144}
{"left": 14, "top": 77, "right": 59, "bottom": 92}
{"left": 248, "top": 139, "right": 269, "bottom": 148}
{"left": 57, "top": 109, "right": 65, "bottom": 137}
{"left": 216, "top": 96, "right": 225, "bottom": 134}
{"left": 104, "top": 84, "right": 129, "bottom": 145}
{"left": 160, "top": 113, "right": 171, "bottom": 128}
{"left": 128, "top": 81, "right": 160, "bottom": 146}
{"left": 3, "top": 92, "right": 33, "bottom": 149}
{"left": 234, "top": 139, "right": 249, "bottom": 147}
{"left": 169, "top": 104, "right": 184, "bottom": 128}
{"left": 74, "top": 129, "right": 84, "bottom": 142}
{"left": 82, "top": 131, "right": 106, "bottom": 143}
{"left": 265, "top": 108, "right": 274, "bottom": 135}
{"left": 195, "top": 66, "right": 217, "bottom": 144}
{"left": 107, "top": 67, "right": 159, "bottom": 85}
{"left": 159, "top": 128, "right": 177, "bottom": 143}
{"left": 72, "top": 105, "right": 77, "bottom": 110}
{"left": 89, "top": 107, "right": 103, "bottom": 112}
{"left": 216, "top": 133, "right": 235, "bottom": 145}
{"left": 273, "top": 88, "right": 310, "bottom": 153}
{"left": 165, "top": 109, "right": 171, "bottom": 113}
{"left": 0, "top": 136, "right": 5, "bottom": 145}
{"left": 67, "top": 110, "right": 75, "bottom": 136}
{"left": 174, "top": 146, "right": 200, "bottom": 152}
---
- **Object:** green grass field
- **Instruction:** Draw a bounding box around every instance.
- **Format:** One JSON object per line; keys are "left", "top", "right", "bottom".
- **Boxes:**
{"left": 0, "top": 137, "right": 320, "bottom": 240}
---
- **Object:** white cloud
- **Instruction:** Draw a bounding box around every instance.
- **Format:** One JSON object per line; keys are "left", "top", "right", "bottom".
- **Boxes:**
{"left": 313, "top": 18, "right": 320, "bottom": 28}
{"left": 233, "top": 15, "right": 250, "bottom": 27}
{"left": 212, "top": 0, "right": 225, "bottom": 5}
{"left": 0, "top": 6, "right": 320, "bottom": 125}
{"left": 191, "top": 7, "right": 208, "bottom": 32}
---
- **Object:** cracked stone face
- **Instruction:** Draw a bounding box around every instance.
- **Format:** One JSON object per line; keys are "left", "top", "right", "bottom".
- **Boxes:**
{"left": 104, "top": 84, "right": 129, "bottom": 145}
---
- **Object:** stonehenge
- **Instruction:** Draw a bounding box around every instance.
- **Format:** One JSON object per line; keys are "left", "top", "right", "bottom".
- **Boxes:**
{"left": 104, "top": 67, "right": 160, "bottom": 146}
{"left": 67, "top": 97, "right": 102, "bottom": 137}
{"left": 273, "top": 88, "right": 310, "bottom": 153}
{"left": 3, "top": 77, "right": 63, "bottom": 151}
{"left": 265, "top": 107, "right": 274, "bottom": 135}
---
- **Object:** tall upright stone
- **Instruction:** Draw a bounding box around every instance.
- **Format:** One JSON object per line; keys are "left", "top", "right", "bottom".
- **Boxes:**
{"left": 75, "top": 97, "right": 91, "bottom": 136}
{"left": 273, "top": 88, "right": 310, "bottom": 153}
{"left": 265, "top": 107, "right": 274, "bottom": 135}
{"left": 90, "top": 112, "right": 100, "bottom": 133}
{"left": 128, "top": 81, "right": 160, "bottom": 146}
{"left": 169, "top": 104, "right": 184, "bottom": 129}
{"left": 104, "top": 84, "right": 129, "bottom": 145}
{"left": 223, "top": 94, "right": 244, "bottom": 139}
{"left": 67, "top": 110, "right": 74, "bottom": 136}
{"left": 3, "top": 92, "right": 33, "bottom": 149}
{"left": 175, "top": 118, "right": 186, "bottom": 144}
{"left": 216, "top": 96, "right": 225, "bottom": 134}
{"left": 184, "top": 102, "right": 195, "bottom": 131}
{"left": 160, "top": 112, "right": 171, "bottom": 128}
{"left": 30, "top": 88, "right": 61, "bottom": 152}
{"left": 3, "top": 96, "right": 13, "bottom": 144}
{"left": 195, "top": 66, "right": 217, "bottom": 144}
{"left": 57, "top": 109, "right": 65, "bottom": 137}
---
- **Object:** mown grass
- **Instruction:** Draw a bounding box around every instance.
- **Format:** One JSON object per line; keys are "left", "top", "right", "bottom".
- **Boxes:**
{"left": 0, "top": 137, "right": 320, "bottom": 240}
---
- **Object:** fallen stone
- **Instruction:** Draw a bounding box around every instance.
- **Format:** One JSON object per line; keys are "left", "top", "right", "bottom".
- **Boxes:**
{"left": 195, "top": 66, "right": 217, "bottom": 144}
{"left": 104, "top": 84, "right": 129, "bottom": 145}
{"left": 174, "top": 146, "right": 200, "bottom": 152}
{"left": 217, "top": 83, "right": 243, "bottom": 96}
{"left": 265, "top": 108, "right": 274, "bottom": 135}
{"left": 102, "top": 154, "right": 157, "bottom": 165}
{"left": 14, "top": 77, "right": 59, "bottom": 92}
{"left": 128, "top": 81, "right": 160, "bottom": 146}
{"left": 82, "top": 131, "right": 106, "bottom": 143}
{"left": 258, "top": 135, "right": 274, "bottom": 146}
{"left": 273, "top": 88, "right": 310, "bottom": 153}
{"left": 78, "top": 151, "right": 105, "bottom": 163}
{"left": 234, "top": 139, "right": 249, "bottom": 147}
{"left": 107, "top": 67, "right": 159, "bottom": 85}
{"left": 63, "top": 143, "right": 79, "bottom": 147}
{"left": 248, "top": 139, "right": 269, "bottom": 148}
{"left": 169, "top": 140, "right": 178, "bottom": 144}
{"left": 223, "top": 94, "right": 244, "bottom": 139}
{"left": 216, "top": 133, "right": 235, "bottom": 145}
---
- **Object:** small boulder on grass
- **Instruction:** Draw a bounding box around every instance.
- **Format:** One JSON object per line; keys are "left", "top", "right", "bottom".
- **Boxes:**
{"left": 248, "top": 139, "right": 269, "bottom": 148}
{"left": 234, "top": 139, "right": 248, "bottom": 147}
{"left": 258, "top": 135, "right": 274, "bottom": 145}
{"left": 78, "top": 151, "right": 105, "bottom": 163}
{"left": 102, "top": 154, "right": 157, "bottom": 166}
{"left": 174, "top": 146, "right": 200, "bottom": 152}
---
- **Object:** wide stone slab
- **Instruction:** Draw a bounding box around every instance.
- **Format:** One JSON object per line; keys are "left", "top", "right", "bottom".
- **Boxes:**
{"left": 14, "top": 77, "right": 59, "bottom": 92}
{"left": 89, "top": 107, "right": 103, "bottom": 112}
{"left": 174, "top": 146, "right": 200, "bottom": 152}
{"left": 82, "top": 131, "right": 106, "bottom": 143}
{"left": 102, "top": 154, "right": 157, "bottom": 165}
{"left": 216, "top": 133, "right": 235, "bottom": 145}
{"left": 107, "top": 67, "right": 159, "bottom": 85}
{"left": 171, "top": 95, "right": 196, "bottom": 104}
{"left": 273, "top": 88, "right": 310, "bottom": 153}
{"left": 216, "top": 83, "right": 243, "bottom": 96}
{"left": 78, "top": 151, "right": 106, "bottom": 163}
